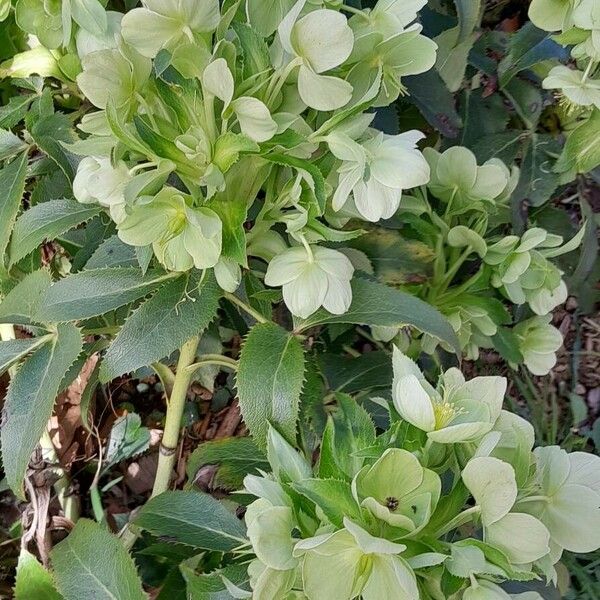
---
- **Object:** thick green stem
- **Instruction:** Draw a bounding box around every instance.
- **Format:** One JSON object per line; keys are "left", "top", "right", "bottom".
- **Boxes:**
{"left": 151, "top": 336, "right": 200, "bottom": 498}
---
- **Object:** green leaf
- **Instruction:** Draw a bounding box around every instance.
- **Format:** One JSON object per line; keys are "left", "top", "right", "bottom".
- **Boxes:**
{"left": 0, "top": 94, "right": 35, "bottom": 129}
{"left": 318, "top": 351, "right": 392, "bottom": 394}
{"left": 0, "top": 152, "right": 27, "bottom": 265}
{"left": 471, "top": 130, "right": 525, "bottom": 164}
{"left": 491, "top": 327, "right": 523, "bottom": 364}
{"left": 9, "top": 199, "right": 101, "bottom": 266}
{"left": 70, "top": 0, "right": 107, "bottom": 37}
{"left": 454, "top": 0, "right": 481, "bottom": 42}
{"left": 35, "top": 267, "right": 177, "bottom": 322}
{"left": 0, "top": 269, "right": 52, "bottom": 325}
{"left": 135, "top": 490, "right": 247, "bottom": 551}
{"left": 85, "top": 235, "right": 138, "bottom": 269}
{"left": 100, "top": 272, "right": 221, "bottom": 381}
{"left": 104, "top": 413, "right": 150, "bottom": 468}
{"left": 14, "top": 549, "right": 62, "bottom": 600}
{"left": 29, "top": 113, "right": 77, "bottom": 181}
{"left": 182, "top": 563, "right": 249, "bottom": 600}
{"left": 50, "top": 519, "right": 146, "bottom": 600}
{"left": 186, "top": 437, "right": 269, "bottom": 491}
{"left": 0, "top": 336, "right": 50, "bottom": 376}
{"left": 297, "top": 276, "right": 460, "bottom": 354}
{"left": 1, "top": 323, "right": 82, "bottom": 498}
{"left": 293, "top": 478, "right": 361, "bottom": 528}
{"left": 0, "top": 129, "right": 28, "bottom": 161}
{"left": 232, "top": 22, "right": 271, "bottom": 81}
{"left": 236, "top": 322, "right": 305, "bottom": 449}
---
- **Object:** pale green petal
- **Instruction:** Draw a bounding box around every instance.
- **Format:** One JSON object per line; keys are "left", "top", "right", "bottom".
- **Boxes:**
{"left": 265, "top": 247, "right": 310, "bottom": 286}
{"left": 362, "top": 497, "right": 416, "bottom": 530}
{"left": 333, "top": 167, "right": 362, "bottom": 211}
{"left": 121, "top": 8, "right": 180, "bottom": 57}
{"left": 485, "top": 513, "right": 550, "bottom": 564}
{"left": 297, "top": 66, "right": 352, "bottom": 111}
{"left": 464, "top": 580, "right": 512, "bottom": 600}
{"left": 543, "top": 484, "right": 600, "bottom": 552}
{"left": 392, "top": 346, "right": 425, "bottom": 381}
{"left": 231, "top": 97, "right": 277, "bottom": 142}
{"left": 181, "top": 0, "right": 220, "bottom": 32}
{"left": 278, "top": 0, "right": 307, "bottom": 55}
{"left": 292, "top": 9, "right": 353, "bottom": 73}
{"left": 428, "top": 421, "right": 492, "bottom": 444}
{"left": 567, "top": 452, "right": 600, "bottom": 492}
{"left": 394, "top": 374, "right": 436, "bottom": 432}
{"left": 447, "top": 226, "right": 487, "bottom": 258}
{"left": 282, "top": 264, "right": 328, "bottom": 318}
{"left": 362, "top": 555, "right": 419, "bottom": 600}
{"left": 471, "top": 163, "right": 508, "bottom": 200}
{"left": 313, "top": 246, "right": 355, "bottom": 280}
{"left": 344, "top": 518, "right": 407, "bottom": 555}
{"left": 117, "top": 205, "right": 170, "bottom": 247}
{"left": 250, "top": 562, "right": 296, "bottom": 600}
{"left": 436, "top": 146, "right": 477, "bottom": 190}
{"left": 214, "top": 258, "right": 241, "bottom": 292}
{"left": 457, "top": 376, "right": 506, "bottom": 423}
{"left": 322, "top": 276, "right": 352, "bottom": 315}
{"left": 524, "top": 350, "right": 557, "bottom": 376}
{"left": 202, "top": 58, "right": 234, "bottom": 106}
{"left": 462, "top": 457, "right": 517, "bottom": 526}
{"left": 157, "top": 234, "right": 193, "bottom": 271}
{"left": 534, "top": 446, "right": 571, "bottom": 496}
{"left": 371, "top": 139, "right": 430, "bottom": 190}
{"left": 247, "top": 505, "right": 298, "bottom": 570}
{"left": 529, "top": 0, "right": 572, "bottom": 31}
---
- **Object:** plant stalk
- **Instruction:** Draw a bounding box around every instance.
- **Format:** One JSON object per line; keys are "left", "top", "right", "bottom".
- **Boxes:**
{"left": 151, "top": 336, "right": 200, "bottom": 498}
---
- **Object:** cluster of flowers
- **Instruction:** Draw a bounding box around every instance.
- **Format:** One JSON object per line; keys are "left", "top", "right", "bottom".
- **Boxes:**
{"left": 235, "top": 348, "right": 600, "bottom": 599}
{"left": 372, "top": 146, "right": 583, "bottom": 375}
{"left": 530, "top": 0, "right": 600, "bottom": 110}
{"left": 57, "top": 0, "right": 437, "bottom": 318}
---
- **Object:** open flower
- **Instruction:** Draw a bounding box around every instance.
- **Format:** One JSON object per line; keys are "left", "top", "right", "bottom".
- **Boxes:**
{"left": 328, "top": 130, "right": 430, "bottom": 222}
{"left": 117, "top": 187, "right": 222, "bottom": 272}
{"left": 462, "top": 457, "right": 551, "bottom": 566}
{"left": 293, "top": 518, "right": 418, "bottom": 600}
{"left": 264, "top": 245, "right": 354, "bottom": 318}
{"left": 517, "top": 446, "right": 600, "bottom": 553}
{"left": 73, "top": 157, "right": 132, "bottom": 224}
{"left": 424, "top": 146, "right": 508, "bottom": 214}
{"left": 121, "top": 0, "right": 220, "bottom": 58}
{"left": 277, "top": 0, "right": 354, "bottom": 110}
{"left": 543, "top": 66, "right": 600, "bottom": 109}
{"left": 352, "top": 448, "right": 440, "bottom": 534}
{"left": 528, "top": 0, "right": 577, "bottom": 31}
{"left": 513, "top": 315, "right": 563, "bottom": 376}
{"left": 392, "top": 347, "right": 505, "bottom": 443}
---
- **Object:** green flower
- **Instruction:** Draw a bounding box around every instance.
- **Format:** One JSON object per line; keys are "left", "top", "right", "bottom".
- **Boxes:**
{"left": 352, "top": 448, "right": 440, "bottom": 534}
{"left": 513, "top": 315, "right": 563, "bottom": 376}
{"left": 392, "top": 347, "right": 505, "bottom": 443}
{"left": 424, "top": 146, "right": 508, "bottom": 214}
{"left": 543, "top": 66, "right": 600, "bottom": 109}
{"left": 327, "top": 130, "right": 430, "bottom": 222}
{"left": 518, "top": 446, "right": 600, "bottom": 553}
{"left": 77, "top": 44, "right": 151, "bottom": 110}
{"left": 277, "top": 0, "right": 354, "bottom": 110}
{"left": 15, "top": 0, "right": 63, "bottom": 49}
{"left": 293, "top": 518, "right": 418, "bottom": 600}
{"left": 529, "top": 0, "right": 576, "bottom": 32}
{"left": 120, "top": 0, "right": 220, "bottom": 58}
{"left": 117, "top": 187, "right": 222, "bottom": 272}
{"left": 264, "top": 245, "right": 354, "bottom": 318}
{"left": 73, "top": 156, "right": 132, "bottom": 223}
{"left": 462, "top": 456, "right": 551, "bottom": 565}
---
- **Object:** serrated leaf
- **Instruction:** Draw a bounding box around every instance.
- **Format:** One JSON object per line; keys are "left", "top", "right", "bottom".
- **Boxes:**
{"left": 0, "top": 336, "right": 50, "bottom": 376}
{"left": 182, "top": 563, "right": 250, "bottom": 600}
{"left": 100, "top": 272, "right": 221, "bottom": 381}
{"left": 318, "top": 351, "right": 392, "bottom": 394}
{"left": 85, "top": 235, "right": 138, "bottom": 269}
{"left": 9, "top": 199, "right": 102, "bottom": 265}
{"left": 135, "top": 491, "right": 247, "bottom": 551}
{"left": 1, "top": 323, "right": 83, "bottom": 498}
{"left": 104, "top": 413, "right": 150, "bottom": 468}
{"left": 14, "top": 549, "right": 62, "bottom": 600}
{"left": 293, "top": 478, "right": 361, "bottom": 528}
{"left": 0, "top": 129, "right": 28, "bottom": 161}
{"left": 29, "top": 112, "right": 77, "bottom": 181}
{"left": 0, "top": 152, "right": 27, "bottom": 264}
{"left": 50, "top": 519, "right": 146, "bottom": 600}
{"left": 186, "top": 437, "right": 268, "bottom": 491}
{"left": 492, "top": 327, "right": 523, "bottom": 364}
{"left": 236, "top": 322, "right": 305, "bottom": 449}
{"left": 0, "top": 94, "right": 35, "bottom": 129}
{"left": 0, "top": 269, "right": 52, "bottom": 325}
{"left": 36, "top": 267, "right": 177, "bottom": 322}
{"left": 296, "top": 276, "right": 460, "bottom": 354}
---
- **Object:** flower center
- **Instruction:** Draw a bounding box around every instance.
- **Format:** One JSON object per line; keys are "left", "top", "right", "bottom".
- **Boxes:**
{"left": 168, "top": 211, "right": 187, "bottom": 237}
{"left": 432, "top": 397, "right": 462, "bottom": 430}
{"left": 385, "top": 496, "right": 399, "bottom": 512}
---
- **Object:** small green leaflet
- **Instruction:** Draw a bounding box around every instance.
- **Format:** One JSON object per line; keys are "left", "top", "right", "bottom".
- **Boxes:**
{"left": 236, "top": 322, "right": 305, "bottom": 449}
{"left": 0, "top": 270, "right": 52, "bottom": 325}
{"left": 1, "top": 323, "right": 83, "bottom": 499}
{"left": 0, "top": 129, "right": 28, "bottom": 161}
{"left": 14, "top": 549, "right": 62, "bottom": 600}
{"left": 0, "top": 152, "right": 28, "bottom": 264}
{"left": 50, "top": 519, "right": 146, "bottom": 600}
{"left": 296, "top": 276, "right": 461, "bottom": 354}
{"left": 100, "top": 271, "right": 221, "bottom": 381}
{"left": 9, "top": 198, "right": 101, "bottom": 265}
{"left": 35, "top": 267, "right": 178, "bottom": 322}
{"left": 135, "top": 490, "right": 247, "bottom": 552}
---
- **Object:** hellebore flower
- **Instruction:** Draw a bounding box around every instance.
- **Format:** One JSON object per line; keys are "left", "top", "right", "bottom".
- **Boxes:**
{"left": 392, "top": 347, "right": 505, "bottom": 443}
{"left": 117, "top": 187, "right": 222, "bottom": 272}
{"left": 513, "top": 315, "right": 563, "bottom": 376}
{"left": 73, "top": 156, "right": 132, "bottom": 224}
{"left": 293, "top": 518, "right": 418, "bottom": 600}
{"left": 352, "top": 448, "right": 440, "bottom": 534}
{"left": 264, "top": 245, "right": 354, "bottom": 318}
{"left": 277, "top": 0, "right": 354, "bottom": 110}
{"left": 542, "top": 66, "right": 600, "bottom": 109}
{"left": 518, "top": 446, "right": 600, "bottom": 553}
{"left": 328, "top": 130, "right": 430, "bottom": 222}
